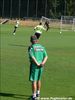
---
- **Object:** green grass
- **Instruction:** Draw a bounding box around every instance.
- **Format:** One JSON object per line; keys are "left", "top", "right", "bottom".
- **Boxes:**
{"left": 0, "top": 24, "right": 75, "bottom": 100}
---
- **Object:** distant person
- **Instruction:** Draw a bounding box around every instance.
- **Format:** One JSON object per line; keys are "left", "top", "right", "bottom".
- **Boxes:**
{"left": 34, "top": 22, "right": 46, "bottom": 39}
{"left": 12, "top": 20, "right": 19, "bottom": 35}
{"left": 28, "top": 35, "right": 48, "bottom": 100}
{"left": 44, "top": 20, "right": 49, "bottom": 31}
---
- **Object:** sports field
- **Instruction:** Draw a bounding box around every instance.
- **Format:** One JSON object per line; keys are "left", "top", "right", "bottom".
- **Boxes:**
{"left": 0, "top": 23, "right": 75, "bottom": 100}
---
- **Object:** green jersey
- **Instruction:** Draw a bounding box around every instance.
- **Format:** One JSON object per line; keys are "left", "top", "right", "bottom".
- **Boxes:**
{"left": 28, "top": 43, "right": 48, "bottom": 81}
{"left": 28, "top": 43, "right": 47, "bottom": 64}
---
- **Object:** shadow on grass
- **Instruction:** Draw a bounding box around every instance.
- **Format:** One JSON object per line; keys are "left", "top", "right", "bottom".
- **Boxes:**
{"left": 69, "top": 96, "right": 75, "bottom": 100}
{"left": 0, "top": 92, "right": 32, "bottom": 100}
{"left": 9, "top": 44, "right": 28, "bottom": 48}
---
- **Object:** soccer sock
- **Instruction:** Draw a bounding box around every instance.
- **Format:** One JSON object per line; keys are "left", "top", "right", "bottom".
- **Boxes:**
{"left": 37, "top": 90, "right": 40, "bottom": 94}
{"left": 33, "top": 93, "right": 36, "bottom": 98}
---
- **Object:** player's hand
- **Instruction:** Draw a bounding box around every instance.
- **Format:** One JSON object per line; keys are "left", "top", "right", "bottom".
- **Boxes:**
{"left": 36, "top": 63, "right": 41, "bottom": 67}
{"left": 40, "top": 62, "right": 45, "bottom": 67}
{"left": 40, "top": 64, "right": 44, "bottom": 67}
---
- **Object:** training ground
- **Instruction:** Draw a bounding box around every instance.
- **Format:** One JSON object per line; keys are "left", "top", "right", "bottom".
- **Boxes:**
{"left": 0, "top": 21, "right": 75, "bottom": 100}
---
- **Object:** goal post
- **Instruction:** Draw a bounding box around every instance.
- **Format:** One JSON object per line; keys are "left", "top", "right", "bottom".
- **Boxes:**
{"left": 41, "top": 16, "right": 75, "bottom": 31}
{"left": 40, "top": 16, "right": 51, "bottom": 31}
{"left": 72, "top": 18, "right": 75, "bottom": 31}
{"left": 40, "top": 16, "right": 50, "bottom": 25}
{"left": 60, "top": 16, "right": 75, "bottom": 32}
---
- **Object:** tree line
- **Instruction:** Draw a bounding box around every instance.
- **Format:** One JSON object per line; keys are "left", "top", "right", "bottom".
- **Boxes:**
{"left": 0, "top": 0, "right": 75, "bottom": 18}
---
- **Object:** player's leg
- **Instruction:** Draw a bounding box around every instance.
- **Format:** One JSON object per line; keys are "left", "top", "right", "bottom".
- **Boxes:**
{"left": 36, "top": 67, "right": 43, "bottom": 97}
{"left": 29, "top": 65, "right": 37, "bottom": 99}
{"left": 46, "top": 24, "right": 49, "bottom": 31}
{"left": 47, "top": 26, "right": 49, "bottom": 31}
{"left": 45, "top": 22, "right": 49, "bottom": 31}
{"left": 14, "top": 27, "right": 16, "bottom": 33}
{"left": 37, "top": 80, "right": 41, "bottom": 97}
{"left": 13, "top": 26, "right": 17, "bottom": 35}
{"left": 32, "top": 81, "right": 37, "bottom": 99}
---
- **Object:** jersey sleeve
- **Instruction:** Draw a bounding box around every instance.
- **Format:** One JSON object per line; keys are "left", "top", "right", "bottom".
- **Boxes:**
{"left": 43, "top": 47, "right": 48, "bottom": 57}
{"left": 29, "top": 47, "right": 34, "bottom": 58}
{"left": 34, "top": 25, "right": 38, "bottom": 30}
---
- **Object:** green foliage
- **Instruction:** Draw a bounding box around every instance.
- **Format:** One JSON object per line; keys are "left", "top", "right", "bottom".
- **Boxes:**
{"left": 48, "top": 0, "right": 75, "bottom": 17}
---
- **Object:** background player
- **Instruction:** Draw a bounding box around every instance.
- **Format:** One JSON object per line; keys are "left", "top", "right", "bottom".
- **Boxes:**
{"left": 12, "top": 20, "right": 19, "bottom": 35}
{"left": 34, "top": 22, "right": 46, "bottom": 39}
{"left": 44, "top": 20, "right": 49, "bottom": 31}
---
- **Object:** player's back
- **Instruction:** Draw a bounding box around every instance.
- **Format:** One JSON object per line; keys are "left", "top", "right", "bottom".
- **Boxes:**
{"left": 32, "top": 43, "right": 46, "bottom": 63}
{"left": 34, "top": 25, "right": 46, "bottom": 34}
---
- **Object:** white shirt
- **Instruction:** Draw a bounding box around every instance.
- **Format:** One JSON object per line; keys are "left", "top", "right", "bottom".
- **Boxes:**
{"left": 15, "top": 21, "right": 19, "bottom": 27}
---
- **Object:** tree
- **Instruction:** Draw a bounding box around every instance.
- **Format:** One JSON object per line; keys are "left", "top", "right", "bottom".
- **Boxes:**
{"left": 67, "top": 0, "right": 75, "bottom": 16}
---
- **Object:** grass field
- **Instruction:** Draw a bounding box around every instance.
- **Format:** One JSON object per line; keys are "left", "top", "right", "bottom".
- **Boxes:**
{"left": 0, "top": 23, "right": 75, "bottom": 100}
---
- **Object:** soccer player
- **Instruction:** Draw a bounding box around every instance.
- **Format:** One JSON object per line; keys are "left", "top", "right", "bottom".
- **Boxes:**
{"left": 44, "top": 20, "right": 49, "bottom": 31}
{"left": 28, "top": 35, "right": 48, "bottom": 100}
{"left": 34, "top": 22, "right": 46, "bottom": 39}
{"left": 12, "top": 20, "right": 19, "bottom": 35}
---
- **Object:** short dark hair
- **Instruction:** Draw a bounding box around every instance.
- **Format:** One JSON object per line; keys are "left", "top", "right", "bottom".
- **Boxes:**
{"left": 30, "top": 35, "right": 37, "bottom": 43}
{"left": 39, "top": 22, "right": 42, "bottom": 25}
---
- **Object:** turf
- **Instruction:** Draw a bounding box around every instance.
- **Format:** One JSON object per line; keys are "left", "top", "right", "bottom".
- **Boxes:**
{"left": 0, "top": 24, "right": 75, "bottom": 100}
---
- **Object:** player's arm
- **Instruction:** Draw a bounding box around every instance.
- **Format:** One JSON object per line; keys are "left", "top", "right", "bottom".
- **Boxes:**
{"left": 41, "top": 56, "right": 48, "bottom": 66}
{"left": 34, "top": 26, "right": 37, "bottom": 30}
{"left": 31, "top": 56, "right": 40, "bottom": 66}
{"left": 29, "top": 47, "right": 40, "bottom": 66}
{"left": 41, "top": 48, "right": 48, "bottom": 66}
